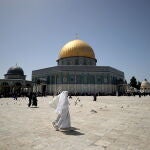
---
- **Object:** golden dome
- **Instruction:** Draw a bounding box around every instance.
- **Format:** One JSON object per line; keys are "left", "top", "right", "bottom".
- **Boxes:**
{"left": 58, "top": 39, "right": 95, "bottom": 59}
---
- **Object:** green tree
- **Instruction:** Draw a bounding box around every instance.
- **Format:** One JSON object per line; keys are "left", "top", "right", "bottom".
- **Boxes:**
{"left": 137, "top": 81, "right": 141, "bottom": 90}
{"left": 130, "top": 76, "right": 137, "bottom": 88}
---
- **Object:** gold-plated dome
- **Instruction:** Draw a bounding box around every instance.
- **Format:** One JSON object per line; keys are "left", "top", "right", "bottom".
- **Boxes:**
{"left": 58, "top": 39, "right": 95, "bottom": 59}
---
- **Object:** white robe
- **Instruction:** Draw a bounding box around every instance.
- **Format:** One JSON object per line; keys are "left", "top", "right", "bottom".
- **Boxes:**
{"left": 49, "top": 95, "right": 60, "bottom": 109}
{"left": 54, "top": 91, "right": 71, "bottom": 129}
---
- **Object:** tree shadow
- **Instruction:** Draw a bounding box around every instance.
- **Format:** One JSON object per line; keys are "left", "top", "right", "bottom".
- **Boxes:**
{"left": 61, "top": 127, "right": 84, "bottom": 136}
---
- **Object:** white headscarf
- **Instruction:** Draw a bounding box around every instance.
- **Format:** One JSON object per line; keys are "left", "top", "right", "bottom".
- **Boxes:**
{"left": 55, "top": 91, "right": 69, "bottom": 114}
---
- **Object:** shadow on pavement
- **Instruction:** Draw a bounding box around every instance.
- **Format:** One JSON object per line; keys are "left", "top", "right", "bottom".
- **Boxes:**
{"left": 61, "top": 127, "right": 84, "bottom": 136}
{"left": 29, "top": 106, "right": 39, "bottom": 108}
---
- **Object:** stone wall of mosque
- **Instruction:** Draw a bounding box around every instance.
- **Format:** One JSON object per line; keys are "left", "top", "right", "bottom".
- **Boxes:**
{"left": 32, "top": 70, "right": 119, "bottom": 95}
{"left": 57, "top": 57, "right": 96, "bottom": 66}
{"left": 32, "top": 66, "right": 125, "bottom": 95}
{"left": 33, "top": 83, "right": 116, "bottom": 95}
{"left": 32, "top": 72, "right": 119, "bottom": 85}
{"left": 32, "top": 66, "right": 124, "bottom": 83}
{"left": 49, "top": 84, "right": 116, "bottom": 95}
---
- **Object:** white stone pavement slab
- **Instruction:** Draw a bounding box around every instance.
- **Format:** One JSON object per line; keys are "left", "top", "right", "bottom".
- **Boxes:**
{"left": 0, "top": 96, "right": 150, "bottom": 150}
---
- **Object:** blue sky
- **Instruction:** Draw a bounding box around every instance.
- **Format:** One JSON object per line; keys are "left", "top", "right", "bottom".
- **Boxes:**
{"left": 0, "top": 0, "right": 150, "bottom": 83}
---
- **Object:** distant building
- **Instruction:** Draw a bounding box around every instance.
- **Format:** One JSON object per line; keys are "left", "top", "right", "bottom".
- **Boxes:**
{"left": 140, "top": 79, "right": 150, "bottom": 94}
{"left": 0, "top": 65, "right": 32, "bottom": 97}
{"left": 32, "top": 39, "right": 125, "bottom": 95}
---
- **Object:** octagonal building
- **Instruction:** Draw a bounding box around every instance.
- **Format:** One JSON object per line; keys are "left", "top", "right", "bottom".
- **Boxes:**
{"left": 32, "top": 39, "right": 125, "bottom": 95}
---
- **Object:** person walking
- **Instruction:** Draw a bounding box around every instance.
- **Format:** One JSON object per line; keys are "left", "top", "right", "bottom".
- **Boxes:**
{"left": 27, "top": 92, "right": 32, "bottom": 107}
{"left": 51, "top": 91, "right": 71, "bottom": 131}
{"left": 32, "top": 93, "right": 38, "bottom": 107}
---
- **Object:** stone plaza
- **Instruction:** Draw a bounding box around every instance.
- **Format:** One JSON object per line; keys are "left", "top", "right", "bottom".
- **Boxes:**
{"left": 0, "top": 96, "right": 150, "bottom": 150}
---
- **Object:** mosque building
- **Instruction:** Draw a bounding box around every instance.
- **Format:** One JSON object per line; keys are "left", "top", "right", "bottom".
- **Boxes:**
{"left": 32, "top": 39, "right": 125, "bottom": 96}
{"left": 0, "top": 65, "right": 32, "bottom": 97}
{"left": 140, "top": 79, "right": 150, "bottom": 94}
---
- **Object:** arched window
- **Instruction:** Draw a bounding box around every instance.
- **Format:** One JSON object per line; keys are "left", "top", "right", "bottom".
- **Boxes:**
{"left": 75, "top": 59, "right": 79, "bottom": 65}
{"left": 1, "top": 82, "right": 9, "bottom": 86}
{"left": 15, "top": 82, "right": 22, "bottom": 87}
{"left": 26, "top": 84, "right": 31, "bottom": 87}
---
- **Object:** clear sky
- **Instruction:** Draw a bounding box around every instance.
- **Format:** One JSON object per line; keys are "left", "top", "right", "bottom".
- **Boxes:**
{"left": 0, "top": 0, "right": 150, "bottom": 83}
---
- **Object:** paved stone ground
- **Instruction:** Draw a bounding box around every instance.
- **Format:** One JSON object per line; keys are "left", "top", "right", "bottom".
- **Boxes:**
{"left": 0, "top": 96, "right": 150, "bottom": 150}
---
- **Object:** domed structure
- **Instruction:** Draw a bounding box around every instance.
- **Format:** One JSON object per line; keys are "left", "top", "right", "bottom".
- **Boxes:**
{"left": 0, "top": 65, "right": 32, "bottom": 97}
{"left": 140, "top": 79, "right": 150, "bottom": 93}
{"left": 32, "top": 38, "right": 125, "bottom": 96}
{"left": 57, "top": 39, "right": 97, "bottom": 66}
{"left": 141, "top": 80, "right": 150, "bottom": 88}
{"left": 7, "top": 66, "right": 24, "bottom": 76}
{"left": 5, "top": 65, "right": 26, "bottom": 80}
{"left": 59, "top": 39, "right": 95, "bottom": 59}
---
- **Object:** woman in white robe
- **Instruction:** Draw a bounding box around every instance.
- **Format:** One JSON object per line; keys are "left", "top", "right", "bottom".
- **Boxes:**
{"left": 52, "top": 91, "right": 71, "bottom": 131}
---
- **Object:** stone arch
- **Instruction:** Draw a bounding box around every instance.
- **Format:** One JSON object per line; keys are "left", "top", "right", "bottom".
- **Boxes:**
{"left": 0, "top": 82, "right": 10, "bottom": 97}
{"left": 12, "top": 82, "right": 22, "bottom": 94}
{"left": 26, "top": 83, "right": 31, "bottom": 87}
{"left": 1, "top": 82, "right": 9, "bottom": 86}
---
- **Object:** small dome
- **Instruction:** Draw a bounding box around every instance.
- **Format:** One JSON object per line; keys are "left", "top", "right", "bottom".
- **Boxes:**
{"left": 7, "top": 65, "right": 24, "bottom": 76}
{"left": 141, "top": 79, "right": 150, "bottom": 88}
{"left": 58, "top": 39, "right": 96, "bottom": 59}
